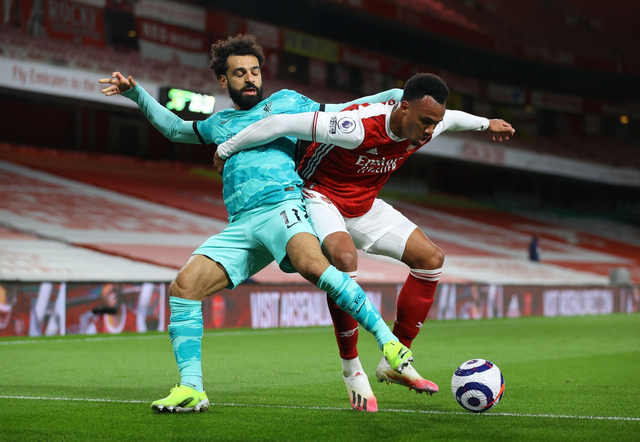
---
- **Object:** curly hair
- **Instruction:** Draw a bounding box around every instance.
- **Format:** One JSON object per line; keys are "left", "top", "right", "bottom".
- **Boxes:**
{"left": 209, "top": 34, "right": 266, "bottom": 78}
{"left": 401, "top": 73, "right": 449, "bottom": 105}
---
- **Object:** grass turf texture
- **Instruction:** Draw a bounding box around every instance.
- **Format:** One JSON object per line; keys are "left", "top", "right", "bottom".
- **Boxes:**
{"left": 1, "top": 314, "right": 639, "bottom": 442}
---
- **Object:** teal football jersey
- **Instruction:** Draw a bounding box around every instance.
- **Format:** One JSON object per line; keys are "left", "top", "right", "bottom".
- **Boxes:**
{"left": 196, "top": 90, "right": 319, "bottom": 220}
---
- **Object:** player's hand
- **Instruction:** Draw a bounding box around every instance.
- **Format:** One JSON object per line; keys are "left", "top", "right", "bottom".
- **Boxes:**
{"left": 213, "top": 150, "right": 226, "bottom": 175}
{"left": 487, "top": 119, "right": 515, "bottom": 142}
{"left": 98, "top": 72, "right": 138, "bottom": 96}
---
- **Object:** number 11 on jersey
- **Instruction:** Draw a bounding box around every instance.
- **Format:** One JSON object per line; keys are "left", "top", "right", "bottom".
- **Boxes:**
{"left": 280, "top": 208, "right": 303, "bottom": 228}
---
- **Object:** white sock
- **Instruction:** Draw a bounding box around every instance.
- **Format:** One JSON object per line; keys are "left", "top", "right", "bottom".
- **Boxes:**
{"left": 342, "top": 356, "right": 364, "bottom": 377}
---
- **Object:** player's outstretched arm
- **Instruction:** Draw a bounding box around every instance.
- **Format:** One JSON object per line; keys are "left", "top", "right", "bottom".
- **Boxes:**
{"left": 216, "top": 112, "right": 317, "bottom": 159}
{"left": 217, "top": 109, "right": 365, "bottom": 160}
{"left": 439, "top": 110, "right": 514, "bottom": 141}
{"left": 98, "top": 72, "right": 200, "bottom": 144}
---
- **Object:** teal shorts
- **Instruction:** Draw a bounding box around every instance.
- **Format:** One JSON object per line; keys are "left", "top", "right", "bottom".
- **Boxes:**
{"left": 193, "top": 199, "right": 316, "bottom": 289}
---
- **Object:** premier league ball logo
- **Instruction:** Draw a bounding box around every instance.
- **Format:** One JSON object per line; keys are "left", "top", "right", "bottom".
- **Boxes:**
{"left": 451, "top": 359, "right": 505, "bottom": 412}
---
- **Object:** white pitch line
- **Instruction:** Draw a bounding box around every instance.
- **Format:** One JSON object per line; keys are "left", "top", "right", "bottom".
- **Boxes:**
{"left": 0, "top": 327, "right": 329, "bottom": 346}
{"left": 0, "top": 335, "right": 169, "bottom": 346}
{"left": 0, "top": 395, "right": 148, "bottom": 404}
{"left": 1, "top": 396, "right": 638, "bottom": 421}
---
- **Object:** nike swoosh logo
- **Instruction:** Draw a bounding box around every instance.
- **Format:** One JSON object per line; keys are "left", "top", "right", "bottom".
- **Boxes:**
{"left": 286, "top": 221, "right": 301, "bottom": 229}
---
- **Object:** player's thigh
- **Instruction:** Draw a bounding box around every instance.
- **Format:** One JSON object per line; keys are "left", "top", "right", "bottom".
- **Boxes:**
{"left": 400, "top": 228, "right": 444, "bottom": 269}
{"left": 346, "top": 198, "right": 411, "bottom": 255}
{"left": 252, "top": 199, "right": 320, "bottom": 274}
{"left": 363, "top": 204, "right": 442, "bottom": 267}
{"left": 193, "top": 221, "right": 274, "bottom": 289}
{"left": 303, "top": 189, "right": 349, "bottom": 245}
{"left": 303, "top": 189, "right": 357, "bottom": 270}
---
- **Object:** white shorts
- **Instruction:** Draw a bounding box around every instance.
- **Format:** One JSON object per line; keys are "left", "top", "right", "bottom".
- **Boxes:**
{"left": 303, "top": 188, "right": 418, "bottom": 261}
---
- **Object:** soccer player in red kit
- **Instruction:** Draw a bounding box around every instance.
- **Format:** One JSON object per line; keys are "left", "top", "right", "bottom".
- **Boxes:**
{"left": 216, "top": 73, "right": 514, "bottom": 411}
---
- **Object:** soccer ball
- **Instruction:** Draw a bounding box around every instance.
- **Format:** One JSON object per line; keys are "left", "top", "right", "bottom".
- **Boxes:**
{"left": 451, "top": 359, "right": 504, "bottom": 413}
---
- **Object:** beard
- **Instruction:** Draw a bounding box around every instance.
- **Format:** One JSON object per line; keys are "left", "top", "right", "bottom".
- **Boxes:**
{"left": 228, "top": 83, "right": 264, "bottom": 110}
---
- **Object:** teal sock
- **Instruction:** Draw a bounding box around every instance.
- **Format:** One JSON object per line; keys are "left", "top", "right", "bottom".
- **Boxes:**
{"left": 168, "top": 296, "right": 204, "bottom": 392}
{"left": 317, "top": 265, "right": 396, "bottom": 350}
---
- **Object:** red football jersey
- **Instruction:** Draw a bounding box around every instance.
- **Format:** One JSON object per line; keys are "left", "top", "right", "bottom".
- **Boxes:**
{"left": 298, "top": 101, "right": 431, "bottom": 218}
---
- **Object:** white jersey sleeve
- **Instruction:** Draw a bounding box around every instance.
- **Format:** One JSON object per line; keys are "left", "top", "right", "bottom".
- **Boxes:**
{"left": 433, "top": 110, "right": 490, "bottom": 138}
{"left": 216, "top": 112, "right": 313, "bottom": 159}
{"left": 312, "top": 109, "right": 365, "bottom": 150}
{"left": 216, "top": 109, "right": 366, "bottom": 159}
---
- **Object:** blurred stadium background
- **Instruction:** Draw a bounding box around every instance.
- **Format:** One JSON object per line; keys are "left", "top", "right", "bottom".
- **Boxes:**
{"left": 0, "top": 0, "right": 638, "bottom": 337}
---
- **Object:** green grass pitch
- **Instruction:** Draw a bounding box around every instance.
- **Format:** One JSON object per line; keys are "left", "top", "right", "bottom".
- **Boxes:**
{"left": 1, "top": 314, "right": 639, "bottom": 441}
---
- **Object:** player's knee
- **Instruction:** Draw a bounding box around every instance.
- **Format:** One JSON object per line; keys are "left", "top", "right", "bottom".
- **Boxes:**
{"left": 414, "top": 246, "right": 444, "bottom": 270}
{"left": 169, "top": 277, "right": 189, "bottom": 299}
{"left": 429, "top": 246, "right": 445, "bottom": 269}
{"left": 330, "top": 250, "right": 357, "bottom": 272}
{"left": 296, "top": 260, "right": 327, "bottom": 285}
